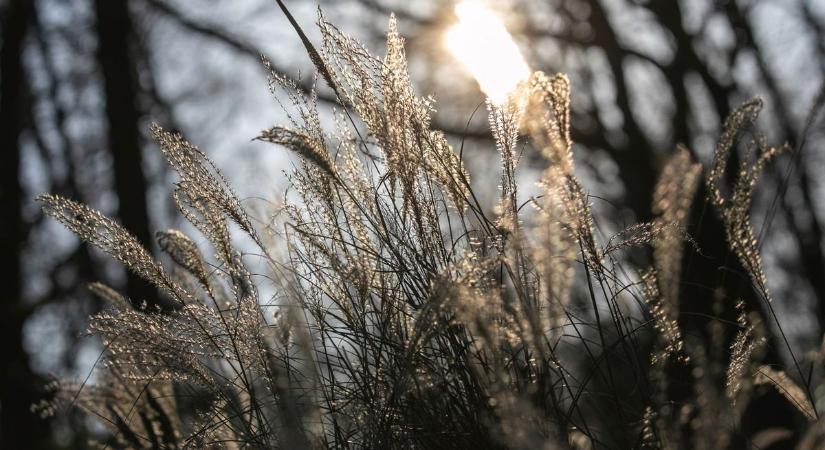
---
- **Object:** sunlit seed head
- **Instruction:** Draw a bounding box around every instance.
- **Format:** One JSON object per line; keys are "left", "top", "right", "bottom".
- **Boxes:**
{"left": 445, "top": 1, "right": 530, "bottom": 105}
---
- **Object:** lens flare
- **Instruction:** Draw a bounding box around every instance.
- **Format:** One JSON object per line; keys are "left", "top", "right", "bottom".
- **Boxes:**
{"left": 445, "top": 1, "right": 530, "bottom": 104}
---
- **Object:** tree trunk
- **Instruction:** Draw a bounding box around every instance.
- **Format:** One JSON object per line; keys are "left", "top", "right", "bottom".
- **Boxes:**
{"left": 94, "top": 0, "right": 159, "bottom": 308}
{"left": 1, "top": 0, "right": 51, "bottom": 448}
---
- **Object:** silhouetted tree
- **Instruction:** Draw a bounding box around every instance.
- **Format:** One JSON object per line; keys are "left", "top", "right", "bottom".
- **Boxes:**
{"left": 1, "top": 1, "right": 51, "bottom": 448}
{"left": 94, "top": 0, "right": 159, "bottom": 309}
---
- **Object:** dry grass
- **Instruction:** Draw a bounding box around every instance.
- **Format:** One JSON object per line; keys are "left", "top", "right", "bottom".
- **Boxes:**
{"left": 36, "top": 12, "right": 825, "bottom": 450}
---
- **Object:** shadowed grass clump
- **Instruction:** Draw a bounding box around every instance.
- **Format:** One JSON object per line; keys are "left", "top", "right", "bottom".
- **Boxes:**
{"left": 36, "top": 12, "right": 825, "bottom": 450}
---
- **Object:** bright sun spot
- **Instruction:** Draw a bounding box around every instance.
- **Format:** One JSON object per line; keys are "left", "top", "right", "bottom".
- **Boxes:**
{"left": 445, "top": 1, "right": 530, "bottom": 105}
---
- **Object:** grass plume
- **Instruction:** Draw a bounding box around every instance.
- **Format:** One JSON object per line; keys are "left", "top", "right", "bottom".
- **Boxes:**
{"left": 37, "top": 12, "right": 825, "bottom": 450}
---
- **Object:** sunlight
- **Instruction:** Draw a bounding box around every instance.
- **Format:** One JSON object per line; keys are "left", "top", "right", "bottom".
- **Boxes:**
{"left": 445, "top": 1, "right": 530, "bottom": 105}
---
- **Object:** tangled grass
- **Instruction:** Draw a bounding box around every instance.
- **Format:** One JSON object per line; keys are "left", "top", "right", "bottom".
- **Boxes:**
{"left": 37, "top": 12, "right": 825, "bottom": 450}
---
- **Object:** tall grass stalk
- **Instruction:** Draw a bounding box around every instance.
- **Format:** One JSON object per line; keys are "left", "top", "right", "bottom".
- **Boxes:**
{"left": 36, "top": 11, "right": 825, "bottom": 450}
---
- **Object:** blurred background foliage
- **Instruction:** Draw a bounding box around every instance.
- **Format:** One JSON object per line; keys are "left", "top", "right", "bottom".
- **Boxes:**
{"left": 1, "top": 0, "right": 824, "bottom": 447}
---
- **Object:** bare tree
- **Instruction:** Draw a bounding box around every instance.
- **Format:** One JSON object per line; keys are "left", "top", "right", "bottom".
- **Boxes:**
{"left": 1, "top": 1, "right": 51, "bottom": 448}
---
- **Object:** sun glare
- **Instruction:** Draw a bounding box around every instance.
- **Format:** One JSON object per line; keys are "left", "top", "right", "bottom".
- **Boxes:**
{"left": 445, "top": 1, "right": 530, "bottom": 105}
